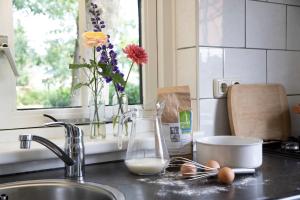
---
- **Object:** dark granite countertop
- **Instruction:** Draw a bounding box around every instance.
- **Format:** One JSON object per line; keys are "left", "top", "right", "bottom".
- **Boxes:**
{"left": 1, "top": 154, "right": 300, "bottom": 200}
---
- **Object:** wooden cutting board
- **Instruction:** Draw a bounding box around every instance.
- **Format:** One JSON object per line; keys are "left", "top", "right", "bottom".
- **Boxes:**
{"left": 227, "top": 84, "right": 290, "bottom": 140}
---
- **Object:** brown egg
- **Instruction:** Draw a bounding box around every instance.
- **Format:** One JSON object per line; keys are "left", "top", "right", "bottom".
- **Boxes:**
{"left": 206, "top": 160, "right": 221, "bottom": 169}
{"left": 218, "top": 167, "right": 235, "bottom": 184}
{"left": 180, "top": 163, "right": 197, "bottom": 177}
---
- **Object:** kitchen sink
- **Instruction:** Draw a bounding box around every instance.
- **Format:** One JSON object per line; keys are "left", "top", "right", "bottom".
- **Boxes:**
{"left": 0, "top": 179, "right": 125, "bottom": 200}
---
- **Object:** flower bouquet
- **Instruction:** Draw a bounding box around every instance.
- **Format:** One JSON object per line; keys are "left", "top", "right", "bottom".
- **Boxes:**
{"left": 70, "top": 2, "right": 148, "bottom": 139}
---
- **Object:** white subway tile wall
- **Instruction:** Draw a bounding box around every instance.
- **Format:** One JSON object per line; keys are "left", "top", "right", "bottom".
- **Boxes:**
{"left": 251, "top": 0, "right": 300, "bottom": 6}
{"left": 268, "top": 51, "right": 300, "bottom": 94}
{"left": 286, "top": 0, "right": 300, "bottom": 6}
{"left": 199, "top": 99, "right": 231, "bottom": 136}
{"left": 246, "top": 0, "right": 286, "bottom": 49}
{"left": 197, "top": 0, "right": 300, "bottom": 136}
{"left": 199, "top": 47, "right": 223, "bottom": 98}
{"left": 287, "top": 6, "right": 300, "bottom": 50}
{"left": 266, "top": 0, "right": 286, "bottom": 4}
{"left": 224, "top": 48, "right": 267, "bottom": 84}
{"left": 199, "top": 0, "right": 245, "bottom": 47}
{"left": 192, "top": 100, "right": 199, "bottom": 131}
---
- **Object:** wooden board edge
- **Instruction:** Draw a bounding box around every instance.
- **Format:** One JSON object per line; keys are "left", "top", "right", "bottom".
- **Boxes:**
{"left": 227, "top": 86, "right": 236, "bottom": 136}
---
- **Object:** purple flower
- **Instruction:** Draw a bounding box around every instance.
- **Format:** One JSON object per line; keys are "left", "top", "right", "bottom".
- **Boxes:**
{"left": 96, "top": 46, "right": 101, "bottom": 52}
{"left": 109, "top": 51, "right": 116, "bottom": 58}
{"left": 100, "top": 56, "right": 108, "bottom": 63}
{"left": 108, "top": 43, "right": 114, "bottom": 49}
{"left": 89, "top": 3, "right": 105, "bottom": 32}
{"left": 110, "top": 59, "right": 118, "bottom": 66}
{"left": 105, "top": 77, "right": 112, "bottom": 83}
{"left": 113, "top": 66, "right": 119, "bottom": 72}
{"left": 89, "top": 2, "right": 126, "bottom": 91}
{"left": 116, "top": 84, "right": 125, "bottom": 92}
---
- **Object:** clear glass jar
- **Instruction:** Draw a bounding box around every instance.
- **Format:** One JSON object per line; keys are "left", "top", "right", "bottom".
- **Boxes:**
{"left": 118, "top": 104, "right": 170, "bottom": 175}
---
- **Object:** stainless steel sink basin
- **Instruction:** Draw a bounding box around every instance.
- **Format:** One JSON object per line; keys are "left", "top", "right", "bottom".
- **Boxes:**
{"left": 0, "top": 179, "right": 125, "bottom": 200}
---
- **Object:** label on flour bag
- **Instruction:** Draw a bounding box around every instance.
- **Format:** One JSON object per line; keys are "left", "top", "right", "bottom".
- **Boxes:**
{"left": 162, "top": 111, "right": 193, "bottom": 156}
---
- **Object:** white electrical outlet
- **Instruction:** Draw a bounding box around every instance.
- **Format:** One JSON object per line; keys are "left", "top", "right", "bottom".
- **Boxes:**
{"left": 213, "top": 78, "right": 240, "bottom": 98}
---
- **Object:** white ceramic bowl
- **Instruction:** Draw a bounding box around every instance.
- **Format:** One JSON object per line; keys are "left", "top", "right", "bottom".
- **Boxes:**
{"left": 196, "top": 136, "right": 263, "bottom": 168}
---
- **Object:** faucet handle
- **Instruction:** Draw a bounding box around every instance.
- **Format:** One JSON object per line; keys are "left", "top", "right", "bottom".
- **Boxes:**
{"left": 44, "top": 122, "right": 83, "bottom": 137}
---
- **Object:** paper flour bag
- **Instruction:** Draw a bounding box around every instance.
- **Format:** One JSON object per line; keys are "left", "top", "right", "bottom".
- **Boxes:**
{"left": 157, "top": 85, "right": 193, "bottom": 159}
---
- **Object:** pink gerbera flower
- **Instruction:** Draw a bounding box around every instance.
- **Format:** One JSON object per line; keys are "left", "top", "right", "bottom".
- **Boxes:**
{"left": 123, "top": 44, "right": 148, "bottom": 65}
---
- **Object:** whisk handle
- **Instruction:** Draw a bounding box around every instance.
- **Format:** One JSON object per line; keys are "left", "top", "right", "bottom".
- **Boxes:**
{"left": 232, "top": 168, "right": 255, "bottom": 174}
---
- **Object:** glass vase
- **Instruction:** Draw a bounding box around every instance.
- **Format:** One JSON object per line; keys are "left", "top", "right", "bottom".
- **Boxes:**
{"left": 112, "top": 92, "right": 129, "bottom": 136}
{"left": 89, "top": 92, "right": 106, "bottom": 139}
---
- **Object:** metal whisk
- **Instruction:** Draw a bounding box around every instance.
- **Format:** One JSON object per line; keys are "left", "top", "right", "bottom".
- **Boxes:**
{"left": 167, "top": 157, "right": 255, "bottom": 181}
{"left": 167, "top": 157, "right": 219, "bottom": 181}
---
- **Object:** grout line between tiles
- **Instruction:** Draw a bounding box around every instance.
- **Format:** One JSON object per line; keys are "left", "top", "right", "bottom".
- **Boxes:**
{"left": 250, "top": 0, "right": 300, "bottom": 7}
{"left": 287, "top": 94, "right": 300, "bottom": 96}
{"left": 266, "top": 50, "right": 268, "bottom": 84}
{"left": 286, "top": 5, "right": 288, "bottom": 50}
{"left": 198, "top": 45, "right": 300, "bottom": 52}
{"left": 222, "top": 49, "right": 225, "bottom": 78}
{"left": 199, "top": 95, "right": 300, "bottom": 100}
{"left": 177, "top": 46, "right": 197, "bottom": 50}
{"left": 245, "top": 0, "right": 247, "bottom": 48}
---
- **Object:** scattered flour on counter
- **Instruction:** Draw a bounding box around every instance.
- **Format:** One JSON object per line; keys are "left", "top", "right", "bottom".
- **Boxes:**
{"left": 138, "top": 177, "right": 186, "bottom": 187}
{"left": 137, "top": 172, "right": 269, "bottom": 197}
{"left": 233, "top": 177, "right": 257, "bottom": 186}
{"left": 137, "top": 172, "right": 230, "bottom": 197}
{"left": 137, "top": 172, "right": 187, "bottom": 187}
{"left": 156, "top": 185, "right": 229, "bottom": 197}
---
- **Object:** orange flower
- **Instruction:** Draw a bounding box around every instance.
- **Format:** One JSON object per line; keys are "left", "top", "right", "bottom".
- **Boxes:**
{"left": 123, "top": 44, "right": 148, "bottom": 65}
{"left": 82, "top": 32, "right": 107, "bottom": 48}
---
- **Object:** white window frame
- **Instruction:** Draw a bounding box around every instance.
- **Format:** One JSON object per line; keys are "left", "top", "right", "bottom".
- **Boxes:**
{"left": 0, "top": 0, "right": 158, "bottom": 130}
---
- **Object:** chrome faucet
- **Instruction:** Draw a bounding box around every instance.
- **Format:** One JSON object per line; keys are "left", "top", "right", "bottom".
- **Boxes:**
{"left": 19, "top": 122, "right": 85, "bottom": 181}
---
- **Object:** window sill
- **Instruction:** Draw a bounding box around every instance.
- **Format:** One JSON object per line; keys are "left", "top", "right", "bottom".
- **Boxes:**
{"left": 0, "top": 135, "right": 128, "bottom": 165}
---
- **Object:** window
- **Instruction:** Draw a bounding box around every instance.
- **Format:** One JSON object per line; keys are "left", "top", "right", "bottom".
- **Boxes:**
{"left": 13, "top": 0, "right": 80, "bottom": 109}
{"left": 13, "top": 0, "right": 142, "bottom": 109}
{"left": 0, "top": 0, "right": 158, "bottom": 129}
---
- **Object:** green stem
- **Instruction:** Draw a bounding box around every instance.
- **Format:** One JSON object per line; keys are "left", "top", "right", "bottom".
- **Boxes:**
{"left": 93, "top": 47, "right": 100, "bottom": 126}
{"left": 124, "top": 62, "right": 134, "bottom": 89}
{"left": 114, "top": 82, "right": 124, "bottom": 115}
{"left": 114, "top": 62, "right": 133, "bottom": 116}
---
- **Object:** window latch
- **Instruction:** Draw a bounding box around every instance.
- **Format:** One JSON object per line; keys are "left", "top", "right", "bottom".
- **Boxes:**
{"left": 0, "top": 35, "right": 19, "bottom": 77}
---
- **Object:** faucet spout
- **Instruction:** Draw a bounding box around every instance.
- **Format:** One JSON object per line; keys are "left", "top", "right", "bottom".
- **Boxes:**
{"left": 19, "top": 134, "right": 74, "bottom": 166}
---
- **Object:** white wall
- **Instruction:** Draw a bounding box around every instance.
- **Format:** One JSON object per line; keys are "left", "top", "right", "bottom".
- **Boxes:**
{"left": 198, "top": 0, "right": 300, "bottom": 136}
{"left": 0, "top": 0, "right": 17, "bottom": 117}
